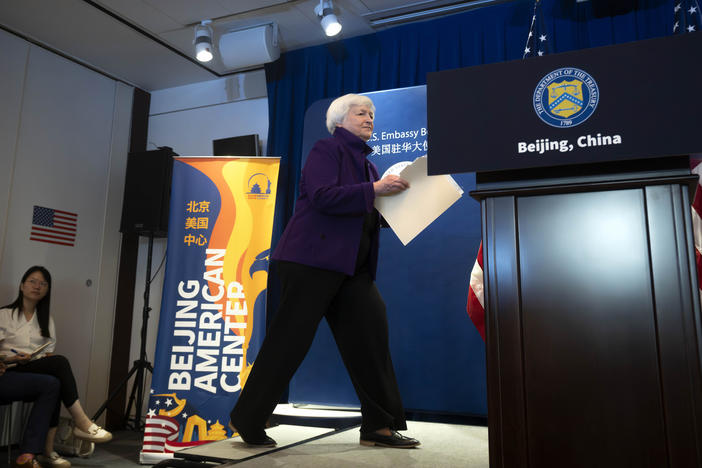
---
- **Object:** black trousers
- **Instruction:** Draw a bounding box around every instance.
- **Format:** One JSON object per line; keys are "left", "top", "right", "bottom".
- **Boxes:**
{"left": 8, "top": 355, "right": 80, "bottom": 427}
{"left": 230, "top": 261, "right": 407, "bottom": 437}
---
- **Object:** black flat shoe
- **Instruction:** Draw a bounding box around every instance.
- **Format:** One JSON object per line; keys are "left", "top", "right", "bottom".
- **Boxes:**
{"left": 228, "top": 420, "right": 277, "bottom": 447}
{"left": 360, "top": 430, "right": 420, "bottom": 448}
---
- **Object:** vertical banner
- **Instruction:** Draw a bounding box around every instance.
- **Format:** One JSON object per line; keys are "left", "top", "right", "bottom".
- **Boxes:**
{"left": 140, "top": 157, "right": 280, "bottom": 464}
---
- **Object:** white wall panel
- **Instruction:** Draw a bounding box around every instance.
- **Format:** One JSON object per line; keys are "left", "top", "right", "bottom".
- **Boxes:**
{"left": 0, "top": 30, "right": 30, "bottom": 268}
{"left": 0, "top": 43, "right": 124, "bottom": 415}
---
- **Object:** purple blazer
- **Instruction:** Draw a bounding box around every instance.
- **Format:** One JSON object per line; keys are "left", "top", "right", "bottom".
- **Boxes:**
{"left": 272, "top": 127, "right": 380, "bottom": 278}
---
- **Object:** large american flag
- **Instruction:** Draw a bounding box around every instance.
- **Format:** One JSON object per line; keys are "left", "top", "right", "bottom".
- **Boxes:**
{"left": 692, "top": 158, "right": 702, "bottom": 305}
{"left": 677, "top": 5, "right": 702, "bottom": 305}
{"left": 467, "top": 242, "right": 485, "bottom": 340}
{"left": 467, "top": 0, "right": 551, "bottom": 341}
{"left": 673, "top": 0, "right": 702, "bottom": 33}
{"left": 30, "top": 206, "right": 78, "bottom": 247}
{"left": 523, "top": 0, "right": 549, "bottom": 59}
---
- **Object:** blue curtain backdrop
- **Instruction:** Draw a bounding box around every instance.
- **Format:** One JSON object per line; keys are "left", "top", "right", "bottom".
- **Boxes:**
{"left": 262, "top": 0, "right": 676, "bottom": 414}
{"left": 265, "top": 0, "right": 673, "bottom": 237}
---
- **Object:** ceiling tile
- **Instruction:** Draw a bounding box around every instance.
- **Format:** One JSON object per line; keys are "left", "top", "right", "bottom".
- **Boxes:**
{"left": 216, "top": 0, "right": 294, "bottom": 14}
{"left": 94, "top": 0, "right": 182, "bottom": 34}
{"left": 144, "top": 0, "right": 230, "bottom": 25}
{"left": 0, "top": 0, "right": 217, "bottom": 90}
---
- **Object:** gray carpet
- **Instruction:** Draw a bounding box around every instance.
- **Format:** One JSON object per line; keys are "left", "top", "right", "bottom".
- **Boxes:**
{"left": 3, "top": 421, "right": 488, "bottom": 467}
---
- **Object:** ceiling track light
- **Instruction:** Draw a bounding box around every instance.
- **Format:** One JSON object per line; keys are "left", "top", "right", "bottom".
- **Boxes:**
{"left": 365, "top": 0, "right": 511, "bottom": 28}
{"left": 194, "top": 20, "right": 214, "bottom": 62}
{"left": 314, "top": 0, "right": 342, "bottom": 37}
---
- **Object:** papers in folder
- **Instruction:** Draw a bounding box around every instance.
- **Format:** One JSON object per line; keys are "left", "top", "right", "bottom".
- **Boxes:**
{"left": 374, "top": 156, "right": 463, "bottom": 245}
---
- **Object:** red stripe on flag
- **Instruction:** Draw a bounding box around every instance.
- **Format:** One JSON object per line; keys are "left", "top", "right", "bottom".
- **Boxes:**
{"left": 30, "top": 237, "right": 74, "bottom": 247}
{"left": 467, "top": 241, "right": 485, "bottom": 341}
{"left": 142, "top": 415, "right": 180, "bottom": 454}
{"left": 691, "top": 158, "right": 702, "bottom": 304}
{"left": 693, "top": 184, "right": 702, "bottom": 218}
{"left": 30, "top": 233, "right": 74, "bottom": 243}
{"left": 31, "top": 227, "right": 75, "bottom": 239}
{"left": 53, "top": 209, "right": 78, "bottom": 217}
{"left": 54, "top": 217, "right": 77, "bottom": 227}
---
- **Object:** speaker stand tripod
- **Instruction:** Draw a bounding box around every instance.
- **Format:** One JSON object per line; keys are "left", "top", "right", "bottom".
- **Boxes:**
{"left": 93, "top": 232, "right": 156, "bottom": 431}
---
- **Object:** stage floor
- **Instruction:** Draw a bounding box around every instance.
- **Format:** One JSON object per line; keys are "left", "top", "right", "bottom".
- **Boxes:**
{"left": 176, "top": 407, "right": 489, "bottom": 467}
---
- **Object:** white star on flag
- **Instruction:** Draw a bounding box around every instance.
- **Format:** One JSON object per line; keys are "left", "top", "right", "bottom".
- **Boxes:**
{"left": 673, "top": 0, "right": 701, "bottom": 34}
{"left": 523, "top": 0, "right": 549, "bottom": 59}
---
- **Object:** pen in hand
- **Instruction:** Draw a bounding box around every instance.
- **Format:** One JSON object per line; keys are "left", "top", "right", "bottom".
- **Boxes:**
{"left": 9, "top": 349, "right": 31, "bottom": 363}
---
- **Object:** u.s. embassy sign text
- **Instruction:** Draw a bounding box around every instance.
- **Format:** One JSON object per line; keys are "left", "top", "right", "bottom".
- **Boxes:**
{"left": 426, "top": 33, "right": 702, "bottom": 175}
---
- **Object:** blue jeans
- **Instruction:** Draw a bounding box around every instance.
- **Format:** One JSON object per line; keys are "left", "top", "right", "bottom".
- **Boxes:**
{"left": 0, "top": 371, "right": 60, "bottom": 454}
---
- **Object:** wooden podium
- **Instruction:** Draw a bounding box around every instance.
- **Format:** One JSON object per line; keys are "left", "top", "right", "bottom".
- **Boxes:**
{"left": 426, "top": 34, "right": 702, "bottom": 467}
{"left": 471, "top": 158, "right": 702, "bottom": 467}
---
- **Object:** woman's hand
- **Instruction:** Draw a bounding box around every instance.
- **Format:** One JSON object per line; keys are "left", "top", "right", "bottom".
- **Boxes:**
{"left": 9, "top": 352, "right": 31, "bottom": 364}
{"left": 373, "top": 175, "right": 410, "bottom": 196}
{"left": 0, "top": 360, "right": 6, "bottom": 376}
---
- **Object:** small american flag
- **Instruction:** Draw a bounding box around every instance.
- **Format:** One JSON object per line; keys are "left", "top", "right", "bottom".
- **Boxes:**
{"left": 30, "top": 206, "right": 78, "bottom": 247}
{"left": 673, "top": 1, "right": 702, "bottom": 33}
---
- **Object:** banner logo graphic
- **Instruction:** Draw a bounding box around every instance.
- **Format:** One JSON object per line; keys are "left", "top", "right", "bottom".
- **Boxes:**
{"left": 533, "top": 67, "right": 599, "bottom": 127}
{"left": 246, "top": 172, "right": 273, "bottom": 199}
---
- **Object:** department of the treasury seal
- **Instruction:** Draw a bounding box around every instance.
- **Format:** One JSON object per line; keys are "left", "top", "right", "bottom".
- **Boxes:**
{"left": 533, "top": 67, "right": 599, "bottom": 128}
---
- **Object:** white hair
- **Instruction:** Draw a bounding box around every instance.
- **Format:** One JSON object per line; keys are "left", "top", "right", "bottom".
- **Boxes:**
{"left": 325, "top": 94, "right": 376, "bottom": 134}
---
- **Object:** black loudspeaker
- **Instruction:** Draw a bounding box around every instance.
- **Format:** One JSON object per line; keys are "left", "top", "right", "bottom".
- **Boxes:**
{"left": 120, "top": 147, "right": 177, "bottom": 236}
{"left": 213, "top": 134, "right": 260, "bottom": 156}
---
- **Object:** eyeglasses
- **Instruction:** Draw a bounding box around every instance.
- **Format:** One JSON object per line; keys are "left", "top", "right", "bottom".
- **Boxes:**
{"left": 26, "top": 279, "right": 48, "bottom": 288}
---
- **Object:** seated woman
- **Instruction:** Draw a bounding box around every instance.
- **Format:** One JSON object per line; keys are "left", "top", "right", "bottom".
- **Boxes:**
{"left": 0, "top": 360, "right": 60, "bottom": 468}
{"left": 0, "top": 266, "right": 112, "bottom": 468}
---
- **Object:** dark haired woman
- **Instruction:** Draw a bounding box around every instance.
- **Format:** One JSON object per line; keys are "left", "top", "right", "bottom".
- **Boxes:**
{"left": 0, "top": 266, "right": 112, "bottom": 468}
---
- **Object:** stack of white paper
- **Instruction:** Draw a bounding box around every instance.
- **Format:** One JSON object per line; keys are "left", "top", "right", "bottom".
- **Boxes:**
{"left": 374, "top": 155, "right": 463, "bottom": 245}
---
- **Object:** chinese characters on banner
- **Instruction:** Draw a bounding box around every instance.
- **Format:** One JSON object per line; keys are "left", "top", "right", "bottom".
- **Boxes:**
{"left": 184, "top": 200, "right": 211, "bottom": 246}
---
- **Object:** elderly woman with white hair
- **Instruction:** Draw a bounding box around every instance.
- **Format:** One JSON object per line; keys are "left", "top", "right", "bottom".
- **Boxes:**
{"left": 228, "top": 93, "right": 419, "bottom": 449}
